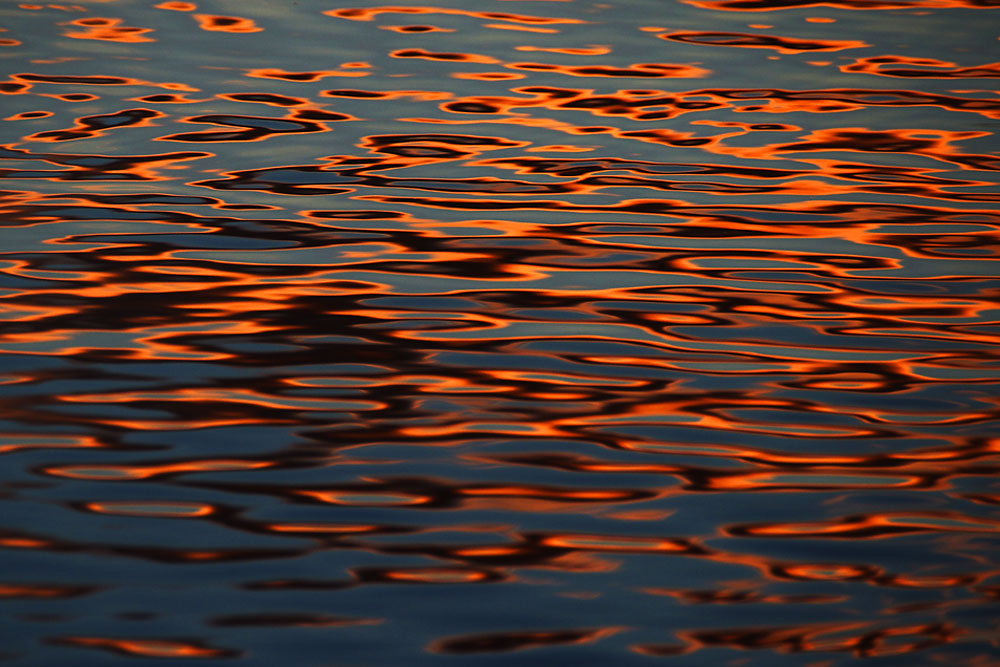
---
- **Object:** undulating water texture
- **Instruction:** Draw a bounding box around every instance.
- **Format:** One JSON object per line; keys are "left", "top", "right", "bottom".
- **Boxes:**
{"left": 1, "top": 0, "right": 999, "bottom": 664}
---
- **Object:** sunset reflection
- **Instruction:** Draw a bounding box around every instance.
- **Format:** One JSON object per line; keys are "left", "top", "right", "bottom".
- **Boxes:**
{"left": 0, "top": 0, "right": 997, "bottom": 665}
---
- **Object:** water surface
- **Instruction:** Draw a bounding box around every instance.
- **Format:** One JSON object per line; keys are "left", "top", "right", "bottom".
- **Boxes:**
{"left": 1, "top": 0, "right": 999, "bottom": 664}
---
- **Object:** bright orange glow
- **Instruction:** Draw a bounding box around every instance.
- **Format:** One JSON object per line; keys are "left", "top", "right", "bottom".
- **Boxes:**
{"left": 192, "top": 14, "right": 262, "bottom": 32}
{"left": 63, "top": 17, "right": 155, "bottom": 42}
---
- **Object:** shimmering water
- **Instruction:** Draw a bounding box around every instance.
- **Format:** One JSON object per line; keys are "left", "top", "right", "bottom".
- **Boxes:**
{"left": 1, "top": 0, "right": 999, "bottom": 664}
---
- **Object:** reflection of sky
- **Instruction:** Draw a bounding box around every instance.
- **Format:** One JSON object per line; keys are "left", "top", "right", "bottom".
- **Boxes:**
{"left": 4, "top": 0, "right": 996, "bottom": 198}
{"left": 1, "top": 1, "right": 999, "bottom": 665}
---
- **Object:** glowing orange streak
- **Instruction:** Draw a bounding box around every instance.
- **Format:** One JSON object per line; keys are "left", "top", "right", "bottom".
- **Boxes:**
{"left": 451, "top": 72, "right": 525, "bottom": 81}
{"left": 324, "top": 6, "right": 588, "bottom": 25}
{"left": 841, "top": 56, "right": 1000, "bottom": 78}
{"left": 43, "top": 459, "right": 272, "bottom": 480}
{"left": 400, "top": 422, "right": 568, "bottom": 437}
{"left": 0, "top": 537, "right": 50, "bottom": 548}
{"left": 217, "top": 92, "right": 311, "bottom": 107}
{"left": 738, "top": 512, "right": 1000, "bottom": 538}
{"left": 334, "top": 307, "right": 486, "bottom": 322}
{"left": 616, "top": 440, "right": 869, "bottom": 465}
{"left": 0, "top": 279, "right": 251, "bottom": 298}
{"left": 487, "top": 370, "right": 646, "bottom": 387}
{"left": 83, "top": 501, "right": 215, "bottom": 517}
{"left": 60, "top": 388, "right": 384, "bottom": 411}
{"left": 380, "top": 25, "right": 456, "bottom": 33}
{"left": 173, "top": 300, "right": 293, "bottom": 315}
{"left": 12, "top": 73, "right": 198, "bottom": 92}
{"left": 515, "top": 46, "right": 611, "bottom": 55}
{"left": 392, "top": 315, "right": 930, "bottom": 367}
{"left": 483, "top": 23, "right": 559, "bottom": 33}
{"left": 390, "top": 49, "right": 502, "bottom": 64}
{"left": 461, "top": 487, "right": 634, "bottom": 501}
{"left": 0, "top": 320, "right": 279, "bottom": 359}
{"left": 6, "top": 111, "right": 53, "bottom": 120}
{"left": 685, "top": 0, "right": 968, "bottom": 7}
{"left": 0, "top": 303, "right": 81, "bottom": 321}
{"left": 379, "top": 569, "right": 493, "bottom": 582}
{"left": 318, "top": 89, "right": 450, "bottom": 101}
{"left": 286, "top": 374, "right": 512, "bottom": 393}
{"left": 162, "top": 247, "right": 483, "bottom": 266}
{"left": 138, "top": 264, "right": 251, "bottom": 277}
{"left": 540, "top": 534, "right": 694, "bottom": 552}
{"left": 658, "top": 30, "right": 869, "bottom": 54}
{"left": 236, "top": 284, "right": 389, "bottom": 302}
{"left": 704, "top": 471, "right": 927, "bottom": 491}
{"left": 63, "top": 17, "right": 156, "bottom": 42}
{"left": 267, "top": 523, "right": 381, "bottom": 533}
{"left": 97, "top": 418, "right": 266, "bottom": 430}
{"left": 53, "top": 637, "right": 230, "bottom": 658}
{"left": 246, "top": 68, "right": 371, "bottom": 81}
{"left": 493, "top": 450, "right": 960, "bottom": 483}
{"left": 705, "top": 126, "right": 993, "bottom": 167}
{"left": 296, "top": 490, "right": 431, "bottom": 506}
{"left": 504, "top": 61, "right": 710, "bottom": 79}
{"left": 0, "top": 435, "right": 103, "bottom": 454}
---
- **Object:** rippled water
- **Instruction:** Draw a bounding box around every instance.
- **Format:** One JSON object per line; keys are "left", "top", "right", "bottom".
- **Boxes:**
{"left": 1, "top": 0, "right": 999, "bottom": 664}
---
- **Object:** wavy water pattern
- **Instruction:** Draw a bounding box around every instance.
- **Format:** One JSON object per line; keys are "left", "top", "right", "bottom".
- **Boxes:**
{"left": 0, "top": 1, "right": 998, "bottom": 665}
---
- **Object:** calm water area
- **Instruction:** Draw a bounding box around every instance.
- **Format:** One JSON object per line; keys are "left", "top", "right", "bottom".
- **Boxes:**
{"left": 1, "top": 0, "right": 999, "bottom": 664}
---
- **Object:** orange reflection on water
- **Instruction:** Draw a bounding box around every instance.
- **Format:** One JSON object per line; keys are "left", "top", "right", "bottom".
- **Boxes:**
{"left": 682, "top": 0, "right": 996, "bottom": 9}
{"left": 10, "top": 72, "right": 198, "bottom": 92}
{"left": 0, "top": 434, "right": 103, "bottom": 454}
{"left": 400, "top": 421, "right": 569, "bottom": 438}
{"left": 59, "top": 387, "right": 384, "bottom": 412}
{"left": 0, "top": 584, "right": 98, "bottom": 598}
{"left": 24, "top": 108, "right": 165, "bottom": 143}
{"left": 63, "top": 17, "right": 155, "bottom": 43}
{"left": 5, "top": 111, "right": 53, "bottom": 122}
{"left": 0, "top": 145, "right": 209, "bottom": 180}
{"left": 729, "top": 511, "right": 1000, "bottom": 538}
{"left": 192, "top": 14, "right": 262, "bottom": 33}
{"left": 82, "top": 501, "right": 216, "bottom": 518}
{"left": 504, "top": 61, "right": 711, "bottom": 79}
{"left": 0, "top": 537, "right": 50, "bottom": 549}
{"left": 0, "top": 300, "right": 82, "bottom": 323}
{"left": 391, "top": 48, "right": 502, "bottom": 65}
{"left": 380, "top": 24, "right": 456, "bottom": 33}
{"left": 296, "top": 490, "right": 433, "bottom": 507}
{"left": 634, "top": 619, "right": 958, "bottom": 659}
{"left": 325, "top": 6, "right": 588, "bottom": 26}
{"left": 267, "top": 523, "right": 384, "bottom": 534}
{"left": 48, "top": 637, "right": 237, "bottom": 659}
{"left": 367, "top": 567, "right": 499, "bottom": 583}
{"left": 2, "top": 2, "right": 997, "bottom": 662}
{"left": 43, "top": 459, "right": 273, "bottom": 480}
{"left": 842, "top": 56, "right": 1000, "bottom": 78}
{"left": 481, "top": 23, "right": 560, "bottom": 34}
{"left": 658, "top": 30, "right": 869, "bottom": 53}
{"left": 697, "top": 471, "right": 930, "bottom": 492}
{"left": 459, "top": 486, "right": 651, "bottom": 513}
{"left": 642, "top": 587, "right": 846, "bottom": 604}
{"left": 430, "top": 627, "right": 621, "bottom": 654}
{"left": 539, "top": 534, "right": 699, "bottom": 553}
{"left": 0, "top": 321, "right": 275, "bottom": 360}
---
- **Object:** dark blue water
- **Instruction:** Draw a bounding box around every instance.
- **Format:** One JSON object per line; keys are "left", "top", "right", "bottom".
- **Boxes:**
{"left": 1, "top": 0, "right": 999, "bottom": 664}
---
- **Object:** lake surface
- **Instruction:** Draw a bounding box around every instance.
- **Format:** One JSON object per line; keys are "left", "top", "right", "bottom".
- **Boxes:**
{"left": 1, "top": 0, "right": 999, "bottom": 664}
